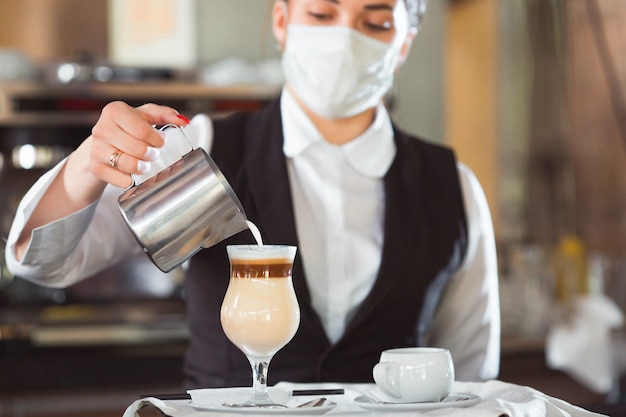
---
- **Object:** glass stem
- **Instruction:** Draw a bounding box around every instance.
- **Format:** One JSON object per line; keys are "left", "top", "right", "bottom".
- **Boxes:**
{"left": 248, "top": 355, "right": 274, "bottom": 405}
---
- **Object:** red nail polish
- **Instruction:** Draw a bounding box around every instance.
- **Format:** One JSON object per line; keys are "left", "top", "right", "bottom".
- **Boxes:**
{"left": 176, "top": 114, "right": 191, "bottom": 124}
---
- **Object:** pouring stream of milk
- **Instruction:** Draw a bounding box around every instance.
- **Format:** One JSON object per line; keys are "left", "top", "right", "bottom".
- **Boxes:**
{"left": 246, "top": 220, "right": 264, "bottom": 246}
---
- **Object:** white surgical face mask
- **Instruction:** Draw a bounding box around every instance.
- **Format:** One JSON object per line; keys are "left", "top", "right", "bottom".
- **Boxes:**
{"left": 281, "top": 24, "right": 404, "bottom": 119}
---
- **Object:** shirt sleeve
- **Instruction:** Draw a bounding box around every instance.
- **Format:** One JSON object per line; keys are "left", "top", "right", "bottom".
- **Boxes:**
{"left": 5, "top": 114, "right": 215, "bottom": 288}
{"left": 424, "top": 162, "right": 501, "bottom": 381}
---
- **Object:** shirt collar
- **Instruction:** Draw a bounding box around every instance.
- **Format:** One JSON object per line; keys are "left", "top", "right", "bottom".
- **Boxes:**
{"left": 281, "top": 88, "right": 396, "bottom": 178}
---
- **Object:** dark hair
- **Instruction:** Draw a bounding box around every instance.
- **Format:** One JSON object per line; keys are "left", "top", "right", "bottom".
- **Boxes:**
{"left": 405, "top": 0, "right": 427, "bottom": 28}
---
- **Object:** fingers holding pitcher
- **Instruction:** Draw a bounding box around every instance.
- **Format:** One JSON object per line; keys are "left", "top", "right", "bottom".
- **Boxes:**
{"left": 92, "top": 101, "right": 169, "bottom": 158}
{"left": 89, "top": 139, "right": 151, "bottom": 189}
{"left": 90, "top": 101, "right": 188, "bottom": 187}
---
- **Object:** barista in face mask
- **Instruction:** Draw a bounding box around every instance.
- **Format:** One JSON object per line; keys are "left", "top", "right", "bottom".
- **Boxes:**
{"left": 278, "top": 0, "right": 413, "bottom": 120}
{"left": 7, "top": 0, "right": 500, "bottom": 387}
{"left": 275, "top": 0, "right": 417, "bottom": 134}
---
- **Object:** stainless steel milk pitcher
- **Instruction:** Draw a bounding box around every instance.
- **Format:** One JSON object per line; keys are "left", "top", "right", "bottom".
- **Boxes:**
{"left": 118, "top": 124, "right": 248, "bottom": 272}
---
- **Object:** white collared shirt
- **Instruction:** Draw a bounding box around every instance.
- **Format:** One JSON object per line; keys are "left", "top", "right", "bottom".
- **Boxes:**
{"left": 282, "top": 89, "right": 394, "bottom": 343}
{"left": 6, "top": 92, "right": 500, "bottom": 381}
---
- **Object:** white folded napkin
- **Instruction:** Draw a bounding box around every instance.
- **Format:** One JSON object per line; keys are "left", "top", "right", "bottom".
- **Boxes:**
{"left": 121, "top": 381, "right": 606, "bottom": 417}
{"left": 188, "top": 386, "right": 292, "bottom": 407}
{"left": 546, "top": 294, "right": 624, "bottom": 393}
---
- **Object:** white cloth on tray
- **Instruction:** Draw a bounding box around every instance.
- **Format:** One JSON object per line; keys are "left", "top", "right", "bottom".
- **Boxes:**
{"left": 121, "top": 381, "right": 606, "bottom": 417}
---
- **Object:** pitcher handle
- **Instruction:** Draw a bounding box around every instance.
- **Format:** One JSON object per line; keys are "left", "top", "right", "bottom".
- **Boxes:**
{"left": 128, "top": 123, "right": 194, "bottom": 188}
{"left": 158, "top": 123, "right": 194, "bottom": 153}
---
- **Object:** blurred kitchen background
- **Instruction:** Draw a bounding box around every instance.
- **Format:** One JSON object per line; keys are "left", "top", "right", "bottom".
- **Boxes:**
{"left": 0, "top": 0, "right": 625, "bottom": 416}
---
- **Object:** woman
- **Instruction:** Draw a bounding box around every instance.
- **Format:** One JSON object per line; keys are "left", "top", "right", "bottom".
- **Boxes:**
{"left": 6, "top": 0, "right": 500, "bottom": 388}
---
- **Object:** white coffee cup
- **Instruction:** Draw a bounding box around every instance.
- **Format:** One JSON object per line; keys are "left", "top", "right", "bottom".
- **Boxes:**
{"left": 372, "top": 347, "right": 454, "bottom": 403}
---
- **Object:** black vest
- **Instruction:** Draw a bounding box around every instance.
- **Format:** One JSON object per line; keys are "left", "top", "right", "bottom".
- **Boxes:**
{"left": 184, "top": 98, "right": 468, "bottom": 389}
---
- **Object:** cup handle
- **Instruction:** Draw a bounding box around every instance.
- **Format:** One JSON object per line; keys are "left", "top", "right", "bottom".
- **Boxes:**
{"left": 373, "top": 362, "right": 402, "bottom": 399}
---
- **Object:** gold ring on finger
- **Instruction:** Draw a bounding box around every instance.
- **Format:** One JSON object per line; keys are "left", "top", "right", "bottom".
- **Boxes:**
{"left": 109, "top": 151, "right": 122, "bottom": 168}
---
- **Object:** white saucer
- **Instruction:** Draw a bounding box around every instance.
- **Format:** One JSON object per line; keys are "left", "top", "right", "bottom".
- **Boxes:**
{"left": 354, "top": 392, "right": 481, "bottom": 412}
{"left": 190, "top": 400, "right": 337, "bottom": 415}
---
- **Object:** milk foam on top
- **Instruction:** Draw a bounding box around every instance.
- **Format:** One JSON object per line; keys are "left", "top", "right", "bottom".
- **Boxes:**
{"left": 227, "top": 245, "right": 296, "bottom": 262}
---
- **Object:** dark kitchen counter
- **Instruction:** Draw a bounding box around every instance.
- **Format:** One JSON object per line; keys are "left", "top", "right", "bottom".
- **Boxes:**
{"left": 0, "top": 298, "right": 189, "bottom": 396}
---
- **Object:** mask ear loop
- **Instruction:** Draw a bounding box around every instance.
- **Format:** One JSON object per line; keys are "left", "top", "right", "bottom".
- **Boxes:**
{"left": 127, "top": 124, "right": 193, "bottom": 188}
